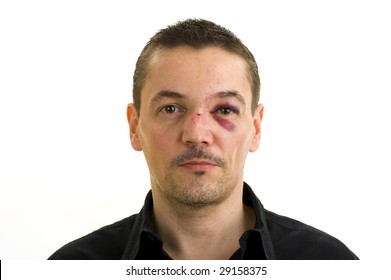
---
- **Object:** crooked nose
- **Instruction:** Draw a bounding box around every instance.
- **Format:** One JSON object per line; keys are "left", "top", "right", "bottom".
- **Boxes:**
{"left": 181, "top": 113, "right": 213, "bottom": 146}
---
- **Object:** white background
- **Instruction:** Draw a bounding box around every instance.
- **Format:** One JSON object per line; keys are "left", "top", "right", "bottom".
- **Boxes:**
{"left": 0, "top": 0, "right": 390, "bottom": 260}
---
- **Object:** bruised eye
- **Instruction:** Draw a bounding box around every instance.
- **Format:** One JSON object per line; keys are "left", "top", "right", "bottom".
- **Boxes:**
{"left": 218, "top": 108, "right": 234, "bottom": 115}
{"left": 215, "top": 106, "right": 239, "bottom": 115}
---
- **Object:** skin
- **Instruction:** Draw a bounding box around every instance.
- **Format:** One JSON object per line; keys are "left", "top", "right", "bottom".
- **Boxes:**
{"left": 127, "top": 46, "right": 264, "bottom": 259}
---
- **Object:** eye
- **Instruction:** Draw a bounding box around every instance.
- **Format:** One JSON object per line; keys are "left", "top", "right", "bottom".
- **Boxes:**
{"left": 217, "top": 108, "right": 234, "bottom": 115}
{"left": 215, "top": 106, "right": 239, "bottom": 116}
{"left": 160, "top": 104, "right": 183, "bottom": 114}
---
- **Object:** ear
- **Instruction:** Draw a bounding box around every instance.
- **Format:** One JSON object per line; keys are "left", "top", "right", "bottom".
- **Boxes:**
{"left": 127, "top": 103, "right": 142, "bottom": 151}
{"left": 249, "top": 104, "right": 264, "bottom": 152}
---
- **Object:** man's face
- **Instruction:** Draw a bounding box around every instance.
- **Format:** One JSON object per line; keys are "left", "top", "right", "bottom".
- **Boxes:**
{"left": 128, "top": 46, "right": 263, "bottom": 207}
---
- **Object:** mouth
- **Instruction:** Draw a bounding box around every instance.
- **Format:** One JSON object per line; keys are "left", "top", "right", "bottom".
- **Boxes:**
{"left": 178, "top": 160, "right": 218, "bottom": 172}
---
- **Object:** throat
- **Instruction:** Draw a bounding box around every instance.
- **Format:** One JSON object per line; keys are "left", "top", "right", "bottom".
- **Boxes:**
{"left": 152, "top": 199, "right": 256, "bottom": 260}
{"left": 164, "top": 235, "right": 240, "bottom": 260}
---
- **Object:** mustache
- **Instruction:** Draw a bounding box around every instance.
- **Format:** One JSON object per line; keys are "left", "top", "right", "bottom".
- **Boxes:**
{"left": 170, "top": 147, "right": 226, "bottom": 168}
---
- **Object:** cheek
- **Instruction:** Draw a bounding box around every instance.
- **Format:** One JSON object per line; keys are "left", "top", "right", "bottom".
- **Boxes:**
{"left": 212, "top": 115, "right": 236, "bottom": 132}
{"left": 139, "top": 124, "right": 167, "bottom": 152}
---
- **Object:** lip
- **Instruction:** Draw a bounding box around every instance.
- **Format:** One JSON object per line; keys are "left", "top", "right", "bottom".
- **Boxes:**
{"left": 178, "top": 160, "right": 218, "bottom": 172}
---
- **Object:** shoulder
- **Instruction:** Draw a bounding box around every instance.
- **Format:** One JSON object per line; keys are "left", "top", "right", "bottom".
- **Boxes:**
{"left": 264, "top": 210, "right": 358, "bottom": 260}
{"left": 48, "top": 215, "right": 137, "bottom": 260}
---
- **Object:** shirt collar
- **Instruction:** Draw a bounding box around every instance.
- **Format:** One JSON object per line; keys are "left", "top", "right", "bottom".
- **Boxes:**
{"left": 121, "top": 182, "right": 276, "bottom": 259}
{"left": 238, "top": 182, "right": 276, "bottom": 259}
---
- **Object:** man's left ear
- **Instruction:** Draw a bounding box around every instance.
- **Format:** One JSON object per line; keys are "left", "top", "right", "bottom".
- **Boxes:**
{"left": 249, "top": 104, "right": 264, "bottom": 152}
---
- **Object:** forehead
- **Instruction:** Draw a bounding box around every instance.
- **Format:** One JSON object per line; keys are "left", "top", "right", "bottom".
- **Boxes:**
{"left": 142, "top": 46, "right": 251, "bottom": 104}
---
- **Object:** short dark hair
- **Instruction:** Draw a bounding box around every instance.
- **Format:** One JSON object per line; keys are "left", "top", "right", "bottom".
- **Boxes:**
{"left": 132, "top": 18, "right": 260, "bottom": 115}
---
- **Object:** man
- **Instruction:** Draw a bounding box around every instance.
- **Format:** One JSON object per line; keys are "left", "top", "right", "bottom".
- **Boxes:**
{"left": 49, "top": 19, "right": 358, "bottom": 260}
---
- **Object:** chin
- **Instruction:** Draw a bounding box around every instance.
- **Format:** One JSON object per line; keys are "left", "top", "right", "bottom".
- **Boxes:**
{"left": 172, "top": 183, "right": 228, "bottom": 207}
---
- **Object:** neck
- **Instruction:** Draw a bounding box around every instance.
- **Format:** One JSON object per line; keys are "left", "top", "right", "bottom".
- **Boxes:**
{"left": 151, "top": 184, "right": 255, "bottom": 259}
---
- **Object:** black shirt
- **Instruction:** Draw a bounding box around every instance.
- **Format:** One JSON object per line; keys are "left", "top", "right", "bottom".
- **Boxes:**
{"left": 48, "top": 183, "right": 358, "bottom": 260}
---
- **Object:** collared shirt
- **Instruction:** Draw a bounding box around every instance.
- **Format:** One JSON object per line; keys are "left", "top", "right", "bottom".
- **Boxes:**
{"left": 48, "top": 183, "right": 358, "bottom": 260}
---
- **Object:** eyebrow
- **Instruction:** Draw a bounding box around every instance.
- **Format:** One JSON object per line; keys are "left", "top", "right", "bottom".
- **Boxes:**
{"left": 150, "top": 89, "right": 246, "bottom": 106}
{"left": 215, "top": 90, "right": 246, "bottom": 106}
{"left": 150, "top": 90, "right": 184, "bottom": 106}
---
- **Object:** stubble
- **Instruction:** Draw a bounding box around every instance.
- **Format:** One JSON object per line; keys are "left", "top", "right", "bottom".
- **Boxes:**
{"left": 152, "top": 146, "right": 242, "bottom": 209}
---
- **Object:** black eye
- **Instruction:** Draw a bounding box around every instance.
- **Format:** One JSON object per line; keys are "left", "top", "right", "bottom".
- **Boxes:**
{"left": 218, "top": 107, "right": 235, "bottom": 115}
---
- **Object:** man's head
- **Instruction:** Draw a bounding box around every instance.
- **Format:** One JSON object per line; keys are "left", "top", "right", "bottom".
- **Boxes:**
{"left": 127, "top": 19, "right": 263, "bottom": 209}
{"left": 132, "top": 18, "right": 260, "bottom": 116}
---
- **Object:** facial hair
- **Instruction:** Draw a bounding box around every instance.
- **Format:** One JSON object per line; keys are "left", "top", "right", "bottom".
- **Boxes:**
{"left": 152, "top": 146, "right": 242, "bottom": 208}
